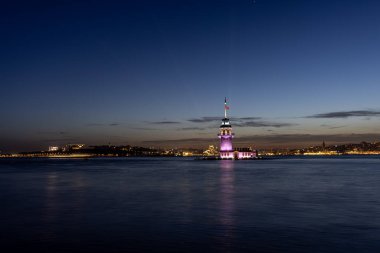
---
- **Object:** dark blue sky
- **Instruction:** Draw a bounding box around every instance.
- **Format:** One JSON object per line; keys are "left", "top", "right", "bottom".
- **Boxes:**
{"left": 1, "top": 0, "right": 380, "bottom": 152}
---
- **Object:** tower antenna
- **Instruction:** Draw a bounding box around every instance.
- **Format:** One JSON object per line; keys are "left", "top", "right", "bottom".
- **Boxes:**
{"left": 224, "top": 97, "right": 229, "bottom": 118}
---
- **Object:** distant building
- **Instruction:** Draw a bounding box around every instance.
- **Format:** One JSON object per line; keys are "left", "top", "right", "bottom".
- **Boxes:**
{"left": 203, "top": 145, "right": 219, "bottom": 156}
{"left": 48, "top": 146, "right": 59, "bottom": 152}
{"left": 63, "top": 144, "right": 85, "bottom": 151}
{"left": 218, "top": 98, "right": 256, "bottom": 159}
{"left": 234, "top": 147, "right": 255, "bottom": 159}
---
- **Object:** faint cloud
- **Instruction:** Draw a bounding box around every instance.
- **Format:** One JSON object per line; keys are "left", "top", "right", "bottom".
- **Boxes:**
{"left": 320, "top": 124, "right": 346, "bottom": 129}
{"left": 86, "top": 122, "right": 121, "bottom": 127}
{"left": 187, "top": 117, "right": 221, "bottom": 123}
{"left": 130, "top": 127, "right": 158, "bottom": 131}
{"left": 187, "top": 116, "right": 262, "bottom": 123}
{"left": 144, "top": 137, "right": 214, "bottom": 144}
{"left": 186, "top": 116, "right": 292, "bottom": 128}
{"left": 36, "top": 131, "right": 68, "bottom": 135}
{"left": 306, "top": 110, "right": 380, "bottom": 119}
{"left": 235, "top": 121, "right": 295, "bottom": 128}
{"left": 238, "top": 117, "right": 262, "bottom": 120}
{"left": 148, "top": 121, "right": 181, "bottom": 124}
{"left": 178, "top": 127, "right": 208, "bottom": 131}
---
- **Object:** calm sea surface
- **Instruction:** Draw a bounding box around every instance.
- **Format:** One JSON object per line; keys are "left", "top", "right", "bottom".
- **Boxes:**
{"left": 1, "top": 157, "right": 380, "bottom": 252}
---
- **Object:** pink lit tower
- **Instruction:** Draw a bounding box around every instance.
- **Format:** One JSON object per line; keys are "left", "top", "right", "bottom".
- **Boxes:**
{"left": 218, "top": 98, "right": 235, "bottom": 159}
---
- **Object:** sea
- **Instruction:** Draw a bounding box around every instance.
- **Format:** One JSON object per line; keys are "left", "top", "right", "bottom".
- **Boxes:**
{"left": 1, "top": 156, "right": 380, "bottom": 252}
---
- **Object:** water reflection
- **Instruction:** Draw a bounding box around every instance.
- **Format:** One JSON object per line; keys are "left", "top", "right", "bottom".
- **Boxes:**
{"left": 44, "top": 172, "right": 59, "bottom": 223}
{"left": 42, "top": 170, "right": 86, "bottom": 242}
{"left": 2, "top": 158, "right": 380, "bottom": 252}
{"left": 219, "top": 160, "right": 236, "bottom": 247}
{"left": 41, "top": 171, "right": 59, "bottom": 242}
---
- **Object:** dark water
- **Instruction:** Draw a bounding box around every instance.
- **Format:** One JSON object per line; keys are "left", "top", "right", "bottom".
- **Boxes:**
{"left": 1, "top": 157, "right": 380, "bottom": 252}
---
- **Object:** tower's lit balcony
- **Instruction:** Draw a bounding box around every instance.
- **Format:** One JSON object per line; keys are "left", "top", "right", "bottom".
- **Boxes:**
{"left": 218, "top": 133, "right": 235, "bottom": 138}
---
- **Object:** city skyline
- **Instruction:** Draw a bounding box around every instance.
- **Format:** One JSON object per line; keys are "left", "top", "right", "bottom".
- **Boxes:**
{"left": 1, "top": 0, "right": 380, "bottom": 152}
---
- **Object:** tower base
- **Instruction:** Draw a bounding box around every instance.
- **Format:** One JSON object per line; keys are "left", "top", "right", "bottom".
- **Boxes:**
{"left": 220, "top": 150, "right": 257, "bottom": 160}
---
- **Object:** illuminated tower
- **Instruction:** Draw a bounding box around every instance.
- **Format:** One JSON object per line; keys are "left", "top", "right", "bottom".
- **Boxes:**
{"left": 218, "top": 98, "right": 234, "bottom": 159}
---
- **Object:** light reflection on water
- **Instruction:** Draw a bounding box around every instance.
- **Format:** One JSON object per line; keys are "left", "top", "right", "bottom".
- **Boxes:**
{"left": 0, "top": 157, "right": 380, "bottom": 252}
{"left": 219, "top": 160, "right": 235, "bottom": 250}
{"left": 219, "top": 160, "right": 235, "bottom": 228}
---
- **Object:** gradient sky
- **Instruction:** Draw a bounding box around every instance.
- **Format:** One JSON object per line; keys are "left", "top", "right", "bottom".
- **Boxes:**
{"left": 1, "top": 0, "right": 380, "bottom": 152}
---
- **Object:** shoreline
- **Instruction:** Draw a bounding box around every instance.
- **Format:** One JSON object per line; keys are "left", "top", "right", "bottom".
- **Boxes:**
{"left": 1, "top": 154, "right": 380, "bottom": 159}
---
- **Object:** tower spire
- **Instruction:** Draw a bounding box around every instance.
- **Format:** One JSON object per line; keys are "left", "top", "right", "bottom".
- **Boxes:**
{"left": 224, "top": 97, "right": 229, "bottom": 118}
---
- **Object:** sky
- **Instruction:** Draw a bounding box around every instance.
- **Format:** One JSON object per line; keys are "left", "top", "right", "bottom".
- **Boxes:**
{"left": 1, "top": 0, "right": 380, "bottom": 152}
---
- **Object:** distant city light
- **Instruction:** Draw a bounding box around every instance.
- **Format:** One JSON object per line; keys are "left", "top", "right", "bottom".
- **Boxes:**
{"left": 48, "top": 146, "right": 59, "bottom": 152}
